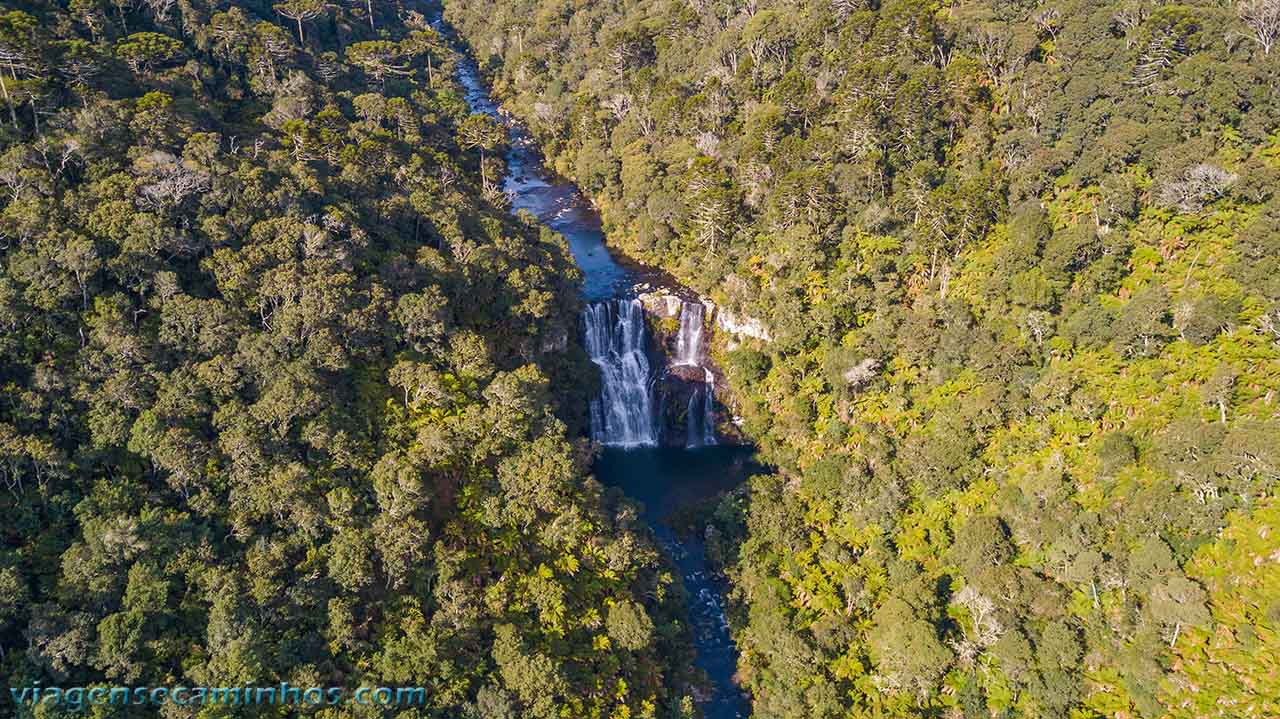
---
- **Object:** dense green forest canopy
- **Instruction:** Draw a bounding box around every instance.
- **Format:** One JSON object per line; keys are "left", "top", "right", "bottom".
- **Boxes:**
{"left": 445, "top": 0, "right": 1280, "bottom": 716}
{"left": 0, "top": 0, "right": 703, "bottom": 716}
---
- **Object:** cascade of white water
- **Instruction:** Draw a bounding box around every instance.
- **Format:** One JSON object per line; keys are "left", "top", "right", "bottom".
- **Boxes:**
{"left": 673, "top": 302, "right": 705, "bottom": 366}
{"left": 584, "top": 299, "right": 659, "bottom": 447}
{"left": 678, "top": 300, "right": 719, "bottom": 448}
{"left": 702, "top": 367, "right": 718, "bottom": 447}
{"left": 685, "top": 369, "right": 720, "bottom": 449}
{"left": 685, "top": 389, "right": 701, "bottom": 449}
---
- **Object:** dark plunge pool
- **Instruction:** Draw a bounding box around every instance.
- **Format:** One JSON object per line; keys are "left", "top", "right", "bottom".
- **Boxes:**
{"left": 442, "top": 17, "right": 755, "bottom": 717}
{"left": 596, "top": 446, "right": 757, "bottom": 718}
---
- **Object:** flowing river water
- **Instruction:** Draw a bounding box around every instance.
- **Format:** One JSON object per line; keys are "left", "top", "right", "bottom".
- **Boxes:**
{"left": 439, "top": 20, "right": 754, "bottom": 719}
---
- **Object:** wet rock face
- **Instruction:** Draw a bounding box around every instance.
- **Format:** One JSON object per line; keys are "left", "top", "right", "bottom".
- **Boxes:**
{"left": 656, "top": 372, "right": 699, "bottom": 446}
{"left": 668, "top": 364, "right": 708, "bottom": 383}
{"left": 584, "top": 291, "right": 730, "bottom": 448}
{"left": 642, "top": 296, "right": 723, "bottom": 448}
{"left": 637, "top": 289, "right": 684, "bottom": 319}
{"left": 637, "top": 286, "right": 773, "bottom": 345}
{"left": 628, "top": 287, "right": 760, "bottom": 446}
{"left": 653, "top": 371, "right": 715, "bottom": 448}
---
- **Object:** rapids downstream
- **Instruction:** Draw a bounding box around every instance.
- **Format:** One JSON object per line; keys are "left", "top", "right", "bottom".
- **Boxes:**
{"left": 440, "top": 19, "right": 753, "bottom": 719}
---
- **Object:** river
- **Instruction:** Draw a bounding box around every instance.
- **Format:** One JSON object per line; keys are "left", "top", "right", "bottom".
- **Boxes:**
{"left": 441, "top": 22, "right": 754, "bottom": 719}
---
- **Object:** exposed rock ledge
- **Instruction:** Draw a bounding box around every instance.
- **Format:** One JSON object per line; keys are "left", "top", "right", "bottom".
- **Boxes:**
{"left": 635, "top": 286, "right": 772, "bottom": 343}
{"left": 635, "top": 288, "right": 685, "bottom": 319}
{"left": 714, "top": 308, "right": 772, "bottom": 343}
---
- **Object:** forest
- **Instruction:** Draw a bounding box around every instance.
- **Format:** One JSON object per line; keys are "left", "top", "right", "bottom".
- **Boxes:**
{"left": 0, "top": 0, "right": 708, "bottom": 717}
{"left": 442, "top": 0, "right": 1280, "bottom": 716}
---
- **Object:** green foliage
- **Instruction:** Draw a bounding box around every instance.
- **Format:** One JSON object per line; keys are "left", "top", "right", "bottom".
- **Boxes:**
{"left": 607, "top": 599, "right": 655, "bottom": 651}
{"left": 446, "top": 0, "right": 1280, "bottom": 714}
{"left": 1160, "top": 499, "right": 1280, "bottom": 718}
{"left": 0, "top": 1, "right": 694, "bottom": 716}
{"left": 115, "top": 32, "right": 183, "bottom": 75}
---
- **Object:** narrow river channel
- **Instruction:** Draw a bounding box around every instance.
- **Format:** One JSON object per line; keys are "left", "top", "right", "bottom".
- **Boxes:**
{"left": 437, "top": 18, "right": 754, "bottom": 719}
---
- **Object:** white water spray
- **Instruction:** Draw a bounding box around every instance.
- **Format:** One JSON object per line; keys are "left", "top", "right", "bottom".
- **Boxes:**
{"left": 674, "top": 302, "right": 706, "bottom": 366}
{"left": 584, "top": 299, "right": 659, "bottom": 447}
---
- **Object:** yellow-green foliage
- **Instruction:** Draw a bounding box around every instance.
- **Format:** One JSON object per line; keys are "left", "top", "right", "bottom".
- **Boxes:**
{"left": 449, "top": 0, "right": 1280, "bottom": 713}
{"left": 1161, "top": 499, "right": 1280, "bottom": 719}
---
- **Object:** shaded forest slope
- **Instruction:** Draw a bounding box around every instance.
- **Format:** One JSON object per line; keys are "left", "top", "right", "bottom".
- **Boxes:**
{"left": 0, "top": 1, "right": 701, "bottom": 716}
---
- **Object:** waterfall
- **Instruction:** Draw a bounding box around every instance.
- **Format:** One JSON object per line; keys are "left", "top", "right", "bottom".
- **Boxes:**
{"left": 701, "top": 368, "right": 718, "bottom": 447}
{"left": 678, "top": 300, "right": 718, "bottom": 448}
{"left": 674, "top": 302, "right": 705, "bottom": 366}
{"left": 583, "top": 297, "right": 717, "bottom": 449}
{"left": 685, "top": 390, "right": 701, "bottom": 449}
{"left": 584, "top": 299, "right": 659, "bottom": 447}
{"left": 686, "top": 369, "right": 719, "bottom": 449}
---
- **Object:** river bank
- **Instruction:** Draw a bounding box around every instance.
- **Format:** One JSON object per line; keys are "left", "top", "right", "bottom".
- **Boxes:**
{"left": 434, "top": 12, "right": 754, "bottom": 718}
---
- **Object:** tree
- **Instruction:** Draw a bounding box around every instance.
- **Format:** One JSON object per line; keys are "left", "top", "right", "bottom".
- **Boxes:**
{"left": 56, "top": 39, "right": 101, "bottom": 106}
{"left": 1148, "top": 574, "right": 1211, "bottom": 647}
{"left": 867, "top": 596, "right": 953, "bottom": 695}
{"left": 1112, "top": 286, "right": 1174, "bottom": 358}
{"left": 140, "top": 0, "right": 176, "bottom": 25}
{"left": 1238, "top": 0, "right": 1279, "bottom": 55}
{"left": 1203, "top": 365, "right": 1237, "bottom": 425}
{"left": 0, "top": 562, "right": 29, "bottom": 660}
{"left": 115, "top": 32, "right": 183, "bottom": 76}
{"left": 352, "top": 0, "right": 377, "bottom": 32}
{"left": 274, "top": 0, "right": 327, "bottom": 45}
{"left": 606, "top": 600, "right": 654, "bottom": 650}
{"left": 457, "top": 113, "right": 504, "bottom": 192}
{"left": 1097, "top": 431, "right": 1138, "bottom": 475}
{"left": 492, "top": 623, "right": 568, "bottom": 717}
{"left": 251, "top": 21, "right": 294, "bottom": 83}
{"left": 686, "top": 157, "right": 735, "bottom": 257}
{"left": 107, "top": 0, "right": 133, "bottom": 34}
{"left": 1232, "top": 198, "right": 1280, "bottom": 300}
{"left": 346, "top": 40, "right": 410, "bottom": 89}
{"left": 395, "top": 286, "right": 448, "bottom": 351}
{"left": 95, "top": 610, "right": 145, "bottom": 681}
{"left": 1157, "top": 164, "right": 1238, "bottom": 213}
{"left": 208, "top": 9, "right": 250, "bottom": 65}
{"left": 68, "top": 0, "right": 108, "bottom": 42}
{"left": 470, "top": 685, "right": 518, "bottom": 719}
{"left": 0, "top": 11, "right": 38, "bottom": 128}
